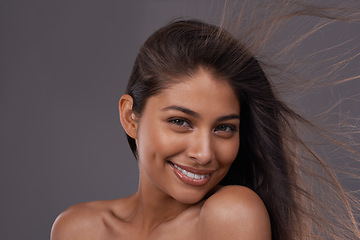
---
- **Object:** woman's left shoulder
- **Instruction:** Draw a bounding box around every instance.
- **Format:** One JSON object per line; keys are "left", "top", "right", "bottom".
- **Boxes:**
{"left": 199, "top": 185, "right": 271, "bottom": 240}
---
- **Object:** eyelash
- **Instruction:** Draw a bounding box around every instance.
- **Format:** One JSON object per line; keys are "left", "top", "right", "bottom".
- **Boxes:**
{"left": 168, "top": 118, "right": 238, "bottom": 133}
{"left": 169, "top": 118, "right": 191, "bottom": 128}
{"left": 214, "top": 124, "right": 237, "bottom": 133}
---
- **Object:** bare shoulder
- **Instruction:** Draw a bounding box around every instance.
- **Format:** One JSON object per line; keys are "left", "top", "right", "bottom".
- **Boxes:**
{"left": 199, "top": 185, "right": 271, "bottom": 240}
{"left": 50, "top": 200, "right": 115, "bottom": 240}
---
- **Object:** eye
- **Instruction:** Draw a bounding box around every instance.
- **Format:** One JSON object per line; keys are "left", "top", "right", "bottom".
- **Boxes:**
{"left": 168, "top": 118, "right": 191, "bottom": 128}
{"left": 215, "top": 124, "right": 235, "bottom": 132}
{"left": 214, "top": 124, "right": 238, "bottom": 137}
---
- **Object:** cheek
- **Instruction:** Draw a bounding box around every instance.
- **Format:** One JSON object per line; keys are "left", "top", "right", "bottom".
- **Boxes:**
{"left": 150, "top": 131, "right": 187, "bottom": 159}
{"left": 215, "top": 138, "right": 240, "bottom": 167}
{"left": 137, "top": 120, "right": 187, "bottom": 161}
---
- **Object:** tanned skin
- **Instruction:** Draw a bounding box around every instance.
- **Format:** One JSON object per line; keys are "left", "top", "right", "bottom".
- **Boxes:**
{"left": 51, "top": 69, "right": 271, "bottom": 240}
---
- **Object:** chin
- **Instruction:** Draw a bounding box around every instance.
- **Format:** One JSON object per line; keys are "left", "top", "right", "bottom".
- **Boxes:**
{"left": 175, "top": 196, "right": 204, "bottom": 205}
{"left": 170, "top": 187, "right": 209, "bottom": 205}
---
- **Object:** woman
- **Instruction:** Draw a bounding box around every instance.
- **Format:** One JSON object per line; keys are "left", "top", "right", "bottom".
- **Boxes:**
{"left": 51, "top": 17, "right": 359, "bottom": 240}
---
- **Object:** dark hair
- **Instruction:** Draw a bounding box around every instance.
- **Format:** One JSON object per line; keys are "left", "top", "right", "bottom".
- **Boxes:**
{"left": 125, "top": 20, "right": 359, "bottom": 240}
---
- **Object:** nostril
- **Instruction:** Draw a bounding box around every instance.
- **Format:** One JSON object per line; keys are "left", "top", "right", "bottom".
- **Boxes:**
{"left": 186, "top": 132, "right": 214, "bottom": 164}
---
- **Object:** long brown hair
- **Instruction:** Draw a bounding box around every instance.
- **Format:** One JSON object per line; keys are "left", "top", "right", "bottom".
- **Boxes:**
{"left": 124, "top": 2, "right": 360, "bottom": 239}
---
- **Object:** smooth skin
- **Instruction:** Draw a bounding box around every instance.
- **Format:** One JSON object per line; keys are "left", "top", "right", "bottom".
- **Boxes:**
{"left": 51, "top": 68, "right": 271, "bottom": 240}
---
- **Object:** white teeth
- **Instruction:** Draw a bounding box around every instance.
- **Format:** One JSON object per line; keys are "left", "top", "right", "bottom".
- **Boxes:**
{"left": 173, "top": 164, "right": 210, "bottom": 179}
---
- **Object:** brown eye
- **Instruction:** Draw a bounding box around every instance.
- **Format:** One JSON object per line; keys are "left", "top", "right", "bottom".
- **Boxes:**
{"left": 213, "top": 124, "right": 238, "bottom": 138}
{"left": 169, "top": 118, "right": 191, "bottom": 127}
{"left": 214, "top": 124, "right": 235, "bottom": 132}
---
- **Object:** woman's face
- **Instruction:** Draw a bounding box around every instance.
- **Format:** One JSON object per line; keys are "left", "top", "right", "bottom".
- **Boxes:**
{"left": 135, "top": 68, "right": 240, "bottom": 204}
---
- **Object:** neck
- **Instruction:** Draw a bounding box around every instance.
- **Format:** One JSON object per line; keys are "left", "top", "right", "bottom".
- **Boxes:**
{"left": 128, "top": 177, "right": 192, "bottom": 234}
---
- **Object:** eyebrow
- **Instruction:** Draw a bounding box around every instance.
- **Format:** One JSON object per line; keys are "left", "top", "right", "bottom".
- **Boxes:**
{"left": 162, "top": 105, "right": 200, "bottom": 118}
{"left": 217, "top": 114, "right": 241, "bottom": 122}
{"left": 161, "top": 105, "right": 240, "bottom": 121}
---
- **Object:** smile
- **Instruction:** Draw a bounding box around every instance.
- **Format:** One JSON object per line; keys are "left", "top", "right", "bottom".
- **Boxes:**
{"left": 173, "top": 164, "right": 210, "bottom": 179}
{"left": 168, "top": 161, "right": 214, "bottom": 186}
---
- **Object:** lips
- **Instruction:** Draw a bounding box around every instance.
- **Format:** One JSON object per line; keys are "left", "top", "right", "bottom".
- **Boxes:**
{"left": 168, "top": 161, "right": 215, "bottom": 186}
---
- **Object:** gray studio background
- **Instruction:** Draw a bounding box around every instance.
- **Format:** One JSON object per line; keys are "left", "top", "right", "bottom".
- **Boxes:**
{"left": 1, "top": 1, "right": 359, "bottom": 239}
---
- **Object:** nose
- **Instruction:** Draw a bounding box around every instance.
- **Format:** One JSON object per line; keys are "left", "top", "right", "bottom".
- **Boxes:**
{"left": 187, "top": 129, "right": 214, "bottom": 165}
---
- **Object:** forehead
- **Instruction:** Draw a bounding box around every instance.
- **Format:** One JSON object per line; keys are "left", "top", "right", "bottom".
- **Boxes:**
{"left": 145, "top": 69, "right": 240, "bottom": 116}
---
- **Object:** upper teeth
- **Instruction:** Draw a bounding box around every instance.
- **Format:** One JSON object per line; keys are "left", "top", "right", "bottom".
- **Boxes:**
{"left": 173, "top": 164, "right": 210, "bottom": 179}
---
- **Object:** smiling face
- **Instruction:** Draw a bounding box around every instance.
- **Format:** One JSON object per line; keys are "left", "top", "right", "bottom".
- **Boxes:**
{"left": 134, "top": 68, "right": 240, "bottom": 204}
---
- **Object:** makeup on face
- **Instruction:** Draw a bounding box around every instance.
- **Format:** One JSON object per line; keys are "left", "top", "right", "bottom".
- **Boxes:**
{"left": 135, "top": 68, "right": 240, "bottom": 204}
